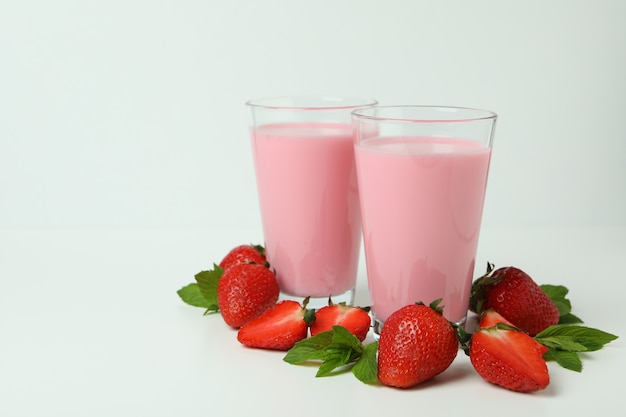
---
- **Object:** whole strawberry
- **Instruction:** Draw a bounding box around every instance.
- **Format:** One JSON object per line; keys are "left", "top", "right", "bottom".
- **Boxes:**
{"left": 470, "top": 309, "right": 550, "bottom": 393}
{"left": 310, "top": 303, "right": 371, "bottom": 342}
{"left": 469, "top": 264, "right": 560, "bottom": 336}
{"left": 217, "top": 263, "right": 279, "bottom": 328}
{"left": 377, "top": 300, "right": 458, "bottom": 388}
{"left": 219, "top": 244, "right": 267, "bottom": 270}
{"left": 237, "top": 300, "right": 316, "bottom": 351}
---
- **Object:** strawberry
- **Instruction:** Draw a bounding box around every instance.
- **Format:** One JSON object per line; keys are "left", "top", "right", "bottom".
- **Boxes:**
{"left": 217, "top": 263, "right": 279, "bottom": 328}
{"left": 377, "top": 300, "right": 459, "bottom": 388}
{"left": 237, "top": 300, "right": 316, "bottom": 351}
{"left": 219, "top": 244, "right": 267, "bottom": 270}
{"left": 469, "top": 264, "right": 560, "bottom": 336}
{"left": 469, "top": 309, "right": 550, "bottom": 393}
{"left": 310, "top": 303, "right": 371, "bottom": 342}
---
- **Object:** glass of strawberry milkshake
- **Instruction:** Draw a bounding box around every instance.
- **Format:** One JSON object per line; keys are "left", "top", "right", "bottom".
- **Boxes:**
{"left": 352, "top": 106, "right": 497, "bottom": 336}
{"left": 247, "top": 96, "right": 377, "bottom": 308}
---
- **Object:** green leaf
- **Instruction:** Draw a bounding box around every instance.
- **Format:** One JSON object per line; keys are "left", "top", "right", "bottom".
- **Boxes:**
{"left": 537, "top": 337, "right": 589, "bottom": 352}
{"left": 202, "top": 307, "right": 220, "bottom": 316}
{"left": 283, "top": 326, "right": 375, "bottom": 383}
{"left": 194, "top": 265, "right": 223, "bottom": 312}
{"left": 317, "top": 356, "right": 351, "bottom": 377}
{"left": 352, "top": 342, "right": 379, "bottom": 384}
{"left": 314, "top": 327, "right": 365, "bottom": 376}
{"left": 553, "top": 299, "right": 572, "bottom": 317}
{"left": 558, "top": 312, "right": 584, "bottom": 324}
{"left": 324, "top": 345, "right": 355, "bottom": 364}
{"left": 540, "top": 284, "right": 573, "bottom": 317}
{"left": 540, "top": 284, "right": 569, "bottom": 302}
{"left": 177, "top": 283, "right": 215, "bottom": 308}
{"left": 544, "top": 349, "right": 583, "bottom": 372}
{"left": 535, "top": 325, "right": 618, "bottom": 372}
{"left": 283, "top": 331, "right": 334, "bottom": 364}
{"left": 330, "top": 325, "right": 364, "bottom": 353}
{"left": 535, "top": 325, "right": 618, "bottom": 352}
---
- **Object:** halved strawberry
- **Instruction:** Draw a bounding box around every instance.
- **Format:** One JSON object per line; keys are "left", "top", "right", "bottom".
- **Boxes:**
{"left": 219, "top": 244, "right": 267, "bottom": 270}
{"left": 469, "top": 310, "right": 550, "bottom": 393}
{"left": 310, "top": 303, "right": 371, "bottom": 342}
{"left": 237, "top": 300, "right": 316, "bottom": 351}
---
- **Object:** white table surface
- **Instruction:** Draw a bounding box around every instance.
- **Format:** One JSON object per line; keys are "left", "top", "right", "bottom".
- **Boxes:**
{"left": 1, "top": 226, "right": 624, "bottom": 417}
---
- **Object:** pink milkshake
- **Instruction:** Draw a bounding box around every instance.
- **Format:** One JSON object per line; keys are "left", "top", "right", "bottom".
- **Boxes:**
{"left": 355, "top": 137, "right": 491, "bottom": 325}
{"left": 250, "top": 122, "right": 361, "bottom": 301}
{"left": 352, "top": 105, "right": 497, "bottom": 335}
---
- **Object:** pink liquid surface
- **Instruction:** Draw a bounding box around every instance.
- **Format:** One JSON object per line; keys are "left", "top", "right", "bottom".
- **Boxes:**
{"left": 355, "top": 137, "right": 492, "bottom": 324}
{"left": 251, "top": 122, "right": 361, "bottom": 298}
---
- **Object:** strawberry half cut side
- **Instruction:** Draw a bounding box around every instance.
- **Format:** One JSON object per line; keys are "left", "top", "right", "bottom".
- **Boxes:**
{"left": 237, "top": 299, "right": 315, "bottom": 351}
{"left": 310, "top": 303, "right": 371, "bottom": 342}
{"left": 469, "top": 310, "right": 550, "bottom": 393}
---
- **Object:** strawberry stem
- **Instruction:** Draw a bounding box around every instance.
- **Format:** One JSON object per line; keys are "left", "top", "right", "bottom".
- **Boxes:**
{"left": 451, "top": 322, "right": 472, "bottom": 355}
{"left": 468, "top": 262, "right": 499, "bottom": 313}
{"left": 301, "top": 296, "right": 316, "bottom": 326}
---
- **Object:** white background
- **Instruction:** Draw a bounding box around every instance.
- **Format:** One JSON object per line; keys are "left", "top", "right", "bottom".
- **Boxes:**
{"left": 2, "top": 2, "right": 625, "bottom": 416}
{"left": 1, "top": 0, "right": 625, "bottom": 231}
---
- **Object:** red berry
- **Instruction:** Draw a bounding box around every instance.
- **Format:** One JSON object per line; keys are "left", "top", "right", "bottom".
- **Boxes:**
{"left": 219, "top": 244, "right": 267, "bottom": 270}
{"left": 237, "top": 300, "right": 315, "bottom": 351}
{"left": 217, "top": 263, "right": 279, "bottom": 328}
{"left": 470, "top": 310, "right": 550, "bottom": 393}
{"left": 377, "top": 301, "right": 459, "bottom": 388}
{"left": 310, "top": 304, "right": 371, "bottom": 342}
{"left": 469, "top": 264, "right": 560, "bottom": 336}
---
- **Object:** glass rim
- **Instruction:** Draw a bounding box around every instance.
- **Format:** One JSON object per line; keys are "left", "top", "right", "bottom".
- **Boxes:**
{"left": 245, "top": 96, "right": 378, "bottom": 111}
{"left": 351, "top": 105, "right": 497, "bottom": 123}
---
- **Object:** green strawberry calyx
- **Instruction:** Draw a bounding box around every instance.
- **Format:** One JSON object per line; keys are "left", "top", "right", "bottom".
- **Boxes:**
{"left": 324, "top": 296, "right": 371, "bottom": 313}
{"left": 301, "top": 296, "right": 317, "bottom": 326}
{"left": 251, "top": 243, "right": 266, "bottom": 258}
{"left": 417, "top": 298, "right": 445, "bottom": 315}
{"left": 468, "top": 262, "right": 498, "bottom": 314}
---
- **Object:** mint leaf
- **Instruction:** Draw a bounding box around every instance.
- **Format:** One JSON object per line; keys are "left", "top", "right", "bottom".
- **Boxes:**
{"left": 544, "top": 349, "right": 583, "bottom": 372}
{"left": 283, "top": 331, "right": 334, "bottom": 364}
{"left": 283, "top": 326, "right": 378, "bottom": 383}
{"left": 540, "top": 284, "right": 582, "bottom": 323}
{"left": 539, "top": 284, "right": 569, "bottom": 298}
{"left": 317, "top": 356, "right": 351, "bottom": 377}
{"left": 315, "top": 327, "right": 364, "bottom": 376}
{"left": 534, "top": 324, "right": 618, "bottom": 373}
{"left": 194, "top": 265, "right": 223, "bottom": 313}
{"left": 352, "top": 341, "right": 378, "bottom": 384}
{"left": 540, "top": 284, "right": 569, "bottom": 305}
{"left": 535, "top": 325, "right": 618, "bottom": 352}
{"left": 329, "top": 325, "right": 364, "bottom": 353}
{"left": 553, "top": 299, "right": 573, "bottom": 317}
{"left": 537, "top": 336, "right": 589, "bottom": 352}
{"left": 177, "top": 283, "right": 215, "bottom": 308}
{"left": 557, "top": 312, "right": 584, "bottom": 324}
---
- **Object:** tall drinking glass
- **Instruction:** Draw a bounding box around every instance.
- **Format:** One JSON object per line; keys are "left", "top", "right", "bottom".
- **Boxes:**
{"left": 352, "top": 106, "right": 497, "bottom": 336}
{"left": 247, "top": 97, "right": 377, "bottom": 308}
